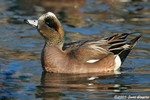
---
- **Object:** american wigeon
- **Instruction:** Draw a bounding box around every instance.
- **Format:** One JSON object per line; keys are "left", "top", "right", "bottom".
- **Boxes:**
{"left": 24, "top": 12, "right": 141, "bottom": 74}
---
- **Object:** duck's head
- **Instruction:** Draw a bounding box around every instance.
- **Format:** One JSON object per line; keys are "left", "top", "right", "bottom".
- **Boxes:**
{"left": 25, "top": 12, "right": 64, "bottom": 48}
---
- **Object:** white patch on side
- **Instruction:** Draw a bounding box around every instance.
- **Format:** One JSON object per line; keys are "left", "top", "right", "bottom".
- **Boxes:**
{"left": 47, "top": 12, "right": 57, "bottom": 18}
{"left": 88, "top": 83, "right": 94, "bottom": 86}
{"left": 114, "top": 55, "right": 122, "bottom": 71}
{"left": 87, "top": 76, "right": 98, "bottom": 81}
{"left": 86, "top": 59, "right": 99, "bottom": 63}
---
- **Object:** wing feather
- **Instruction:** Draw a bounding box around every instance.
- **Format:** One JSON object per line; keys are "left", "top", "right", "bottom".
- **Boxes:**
{"left": 63, "top": 33, "right": 141, "bottom": 63}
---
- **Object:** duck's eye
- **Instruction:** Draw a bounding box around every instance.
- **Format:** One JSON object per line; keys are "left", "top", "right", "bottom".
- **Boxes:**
{"left": 45, "top": 17, "right": 58, "bottom": 31}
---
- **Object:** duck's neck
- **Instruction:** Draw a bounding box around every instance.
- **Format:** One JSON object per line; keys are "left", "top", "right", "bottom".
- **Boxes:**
{"left": 45, "top": 40, "right": 64, "bottom": 50}
{"left": 38, "top": 21, "right": 64, "bottom": 49}
{"left": 41, "top": 42, "right": 65, "bottom": 71}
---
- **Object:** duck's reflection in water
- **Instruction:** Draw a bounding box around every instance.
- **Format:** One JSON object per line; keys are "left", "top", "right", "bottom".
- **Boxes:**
{"left": 36, "top": 72, "right": 131, "bottom": 99}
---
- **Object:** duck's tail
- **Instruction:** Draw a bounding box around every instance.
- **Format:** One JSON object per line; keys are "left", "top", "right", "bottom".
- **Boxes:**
{"left": 107, "top": 32, "right": 142, "bottom": 64}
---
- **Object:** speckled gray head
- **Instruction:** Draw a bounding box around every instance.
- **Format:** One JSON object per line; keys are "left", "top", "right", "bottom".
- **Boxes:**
{"left": 38, "top": 12, "right": 57, "bottom": 21}
{"left": 24, "top": 12, "right": 58, "bottom": 28}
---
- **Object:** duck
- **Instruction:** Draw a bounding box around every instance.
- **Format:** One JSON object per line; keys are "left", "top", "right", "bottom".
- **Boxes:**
{"left": 24, "top": 12, "right": 141, "bottom": 74}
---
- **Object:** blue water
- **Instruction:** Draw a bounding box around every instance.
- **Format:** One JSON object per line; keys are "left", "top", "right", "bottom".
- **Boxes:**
{"left": 0, "top": 0, "right": 150, "bottom": 99}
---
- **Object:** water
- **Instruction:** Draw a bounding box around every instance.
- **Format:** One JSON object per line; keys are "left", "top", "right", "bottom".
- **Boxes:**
{"left": 0, "top": 0, "right": 150, "bottom": 99}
